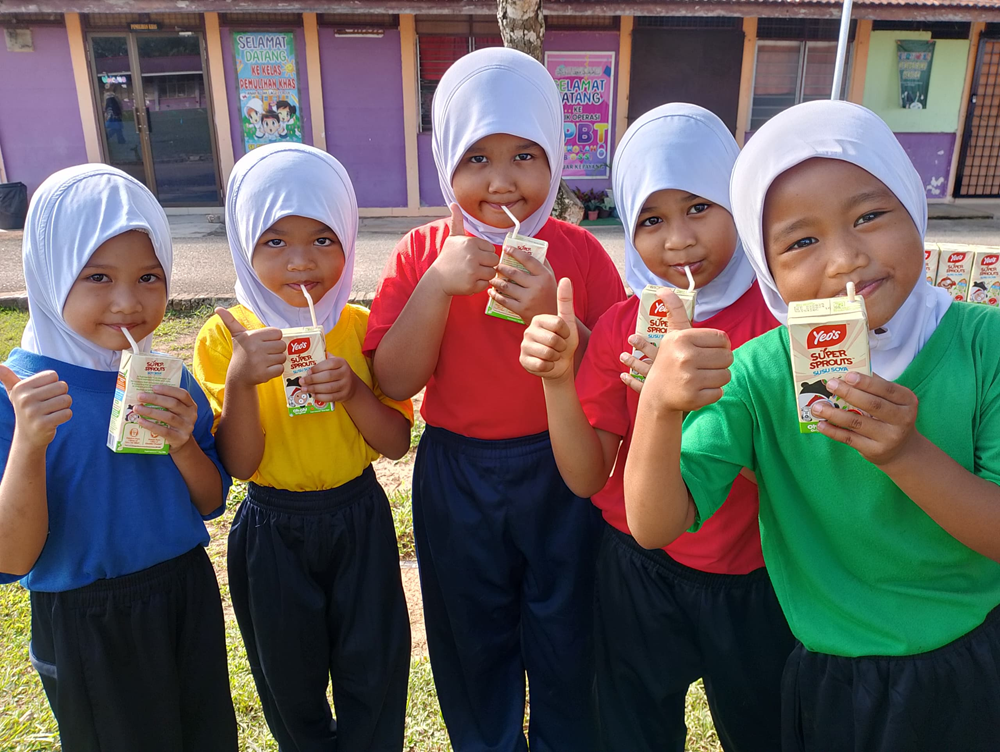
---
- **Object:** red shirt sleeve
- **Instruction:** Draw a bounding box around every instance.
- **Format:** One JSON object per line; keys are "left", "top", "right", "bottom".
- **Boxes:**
{"left": 577, "top": 300, "right": 633, "bottom": 440}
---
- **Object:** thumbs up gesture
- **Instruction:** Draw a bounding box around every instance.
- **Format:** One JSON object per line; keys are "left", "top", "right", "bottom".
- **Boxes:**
{"left": 430, "top": 203, "right": 500, "bottom": 298}
{"left": 520, "top": 277, "right": 579, "bottom": 383}
{"left": 216, "top": 307, "right": 286, "bottom": 387}
{"left": 635, "top": 289, "right": 734, "bottom": 413}
{"left": 0, "top": 366, "right": 72, "bottom": 449}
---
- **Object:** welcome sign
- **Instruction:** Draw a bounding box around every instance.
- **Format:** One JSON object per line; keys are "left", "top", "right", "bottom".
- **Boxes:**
{"left": 233, "top": 31, "right": 303, "bottom": 150}
{"left": 545, "top": 51, "right": 615, "bottom": 179}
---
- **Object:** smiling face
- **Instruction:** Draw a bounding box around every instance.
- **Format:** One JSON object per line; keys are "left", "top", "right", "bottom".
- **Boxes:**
{"left": 62, "top": 230, "right": 167, "bottom": 350}
{"left": 450, "top": 133, "right": 552, "bottom": 230}
{"left": 762, "top": 158, "right": 924, "bottom": 330}
{"left": 251, "top": 215, "right": 345, "bottom": 308}
{"left": 632, "top": 188, "right": 739, "bottom": 290}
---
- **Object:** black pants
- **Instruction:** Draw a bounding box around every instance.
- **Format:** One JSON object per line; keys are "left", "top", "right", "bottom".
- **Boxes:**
{"left": 782, "top": 603, "right": 1000, "bottom": 752}
{"left": 412, "top": 426, "right": 602, "bottom": 752}
{"left": 595, "top": 525, "right": 794, "bottom": 752}
{"left": 29, "top": 546, "right": 237, "bottom": 752}
{"left": 228, "top": 466, "right": 410, "bottom": 752}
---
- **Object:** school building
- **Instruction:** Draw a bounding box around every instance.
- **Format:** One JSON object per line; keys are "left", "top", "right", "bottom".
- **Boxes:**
{"left": 1, "top": 0, "right": 998, "bottom": 215}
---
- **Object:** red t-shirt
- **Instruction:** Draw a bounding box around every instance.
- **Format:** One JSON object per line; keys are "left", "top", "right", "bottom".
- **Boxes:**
{"left": 364, "top": 217, "right": 626, "bottom": 440}
{"left": 576, "top": 282, "right": 778, "bottom": 575}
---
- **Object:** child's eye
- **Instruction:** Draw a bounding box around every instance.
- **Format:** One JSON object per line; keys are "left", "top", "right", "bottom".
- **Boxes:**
{"left": 513, "top": 153, "right": 534, "bottom": 162}
{"left": 265, "top": 238, "right": 285, "bottom": 248}
{"left": 638, "top": 216, "right": 662, "bottom": 228}
{"left": 787, "top": 237, "right": 819, "bottom": 251}
{"left": 688, "top": 203, "right": 711, "bottom": 215}
{"left": 469, "top": 155, "right": 488, "bottom": 164}
{"left": 855, "top": 211, "right": 887, "bottom": 227}
{"left": 315, "top": 237, "right": 338, "bottom": 247}
{"left": 87, "top": 273, "right": 110, "bottom": 283}
{"left": 139, "top": 273, "right": 160, "bottom": 283}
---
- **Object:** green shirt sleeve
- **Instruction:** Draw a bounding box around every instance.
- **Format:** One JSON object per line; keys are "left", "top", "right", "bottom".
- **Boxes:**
{"left": 973, "top": 312, "right": 1000, "bottom": 486}
{"left": 679, "top": 362, "right": 756, "bottom": 532}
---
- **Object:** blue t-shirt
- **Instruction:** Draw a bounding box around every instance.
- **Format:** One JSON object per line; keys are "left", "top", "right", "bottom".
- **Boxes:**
{"left": 0, "top": 349, "right": 230, "bottom": 592}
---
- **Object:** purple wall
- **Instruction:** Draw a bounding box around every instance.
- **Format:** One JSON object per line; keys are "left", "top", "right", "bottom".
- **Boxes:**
{"left": 417, "top": 29, "right": 622, "bottom": 207}
{"left": 319, "top": 28, "right": 406, "bottom": 208}
{"left": 221, "top": 26, "right": 312, "bottom": 166}
{"left": 0, "top": 25, "right": 87, "bottom": 197}
{"left": 895, "top": 133, "right": 956, "bottom": 200}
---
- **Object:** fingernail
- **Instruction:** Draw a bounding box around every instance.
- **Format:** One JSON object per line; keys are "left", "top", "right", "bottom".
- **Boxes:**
{"left": 627, "top": 335, "right": 638, "bottom": 346}
{"left": 826, "top": 379, "right": 840, "bottom": 391}
{"left": 619, "top": 353, "right": 629, "bottom": 363}
{"left": 812, "top": 404, "right": 825, "bottom": 416}
{"left": 845, "top": 372, "right": 860, "bottom": 384}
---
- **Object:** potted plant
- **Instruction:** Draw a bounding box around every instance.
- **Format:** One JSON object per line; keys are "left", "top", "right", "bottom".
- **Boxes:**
{"left": 584, "top": 189, "right": 601, "bottom": 221}
{"left": 597, "top": 191, "right": 613, "bottom": 220}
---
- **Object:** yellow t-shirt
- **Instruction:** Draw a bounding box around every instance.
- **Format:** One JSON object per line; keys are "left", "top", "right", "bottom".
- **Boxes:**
{"left": 193, "top": 304, "right": 413, "bottom": 492}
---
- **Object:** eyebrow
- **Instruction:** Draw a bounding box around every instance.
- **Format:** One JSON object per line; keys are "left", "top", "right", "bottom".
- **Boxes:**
{"left": 844, "top": 188, "right": 892, "bottom": 211}
{"left": 770, "top": 216, "right": 815, "bottom": 244}
{"left": 82, "top": 262, "right": 162, "bottom": 271}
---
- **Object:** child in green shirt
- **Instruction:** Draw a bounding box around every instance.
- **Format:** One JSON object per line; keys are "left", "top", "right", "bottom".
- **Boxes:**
{"left": 625, "top": 100, "right": 1000, "bottom": 751}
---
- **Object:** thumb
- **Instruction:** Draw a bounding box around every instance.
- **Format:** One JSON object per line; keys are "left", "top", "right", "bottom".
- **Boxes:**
{"left": 556, "top": 278, "right": 576, "bottom": 330}
{"left": 216, "top": 307, "right": 247, "bottom": 336}
{"left": 658, "top": 289, "right": 693, "bottom": 331}
{"left": 448, "top": 203, "right": 467, "bottom": 237}
{"left": 0, "top": 365, "right": 20, "bottom": 393}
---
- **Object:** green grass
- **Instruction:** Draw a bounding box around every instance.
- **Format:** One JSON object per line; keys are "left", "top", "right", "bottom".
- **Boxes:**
{"left": 0, "top": 308, "right": 722, "bottom": 752}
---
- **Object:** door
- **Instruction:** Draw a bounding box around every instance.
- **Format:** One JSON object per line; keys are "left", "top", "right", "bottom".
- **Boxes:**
{"left": 627, "top": 23, "right": 745, "bottom": 133}
{"left": 956, "top": 36, "right": 1000, "bottom": 197}
{"left": 90, "top": 32, "right": 221, "bottom": 205}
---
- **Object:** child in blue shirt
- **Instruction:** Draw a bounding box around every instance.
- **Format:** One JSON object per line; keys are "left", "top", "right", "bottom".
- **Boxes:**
{"left": 0, "top": 165, "right": 237, "bottom": 751}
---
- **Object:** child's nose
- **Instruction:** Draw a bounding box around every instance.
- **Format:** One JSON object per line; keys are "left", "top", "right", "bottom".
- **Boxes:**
{"left": 488, "top": 168, "right": 517, "bottom": 195}
{"left": 827, "top": 237, "right": 870, "bottom": 277}
{"left": 662, "top": 224, "right": 696, "bottom": 252}
{"left": 110, "top": 286, "right": 143, "bottom": 314}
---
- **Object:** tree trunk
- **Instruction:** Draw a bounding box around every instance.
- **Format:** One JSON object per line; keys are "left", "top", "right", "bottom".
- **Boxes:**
{"left": 496, "top": 0, "right": 584, "bottom": 225}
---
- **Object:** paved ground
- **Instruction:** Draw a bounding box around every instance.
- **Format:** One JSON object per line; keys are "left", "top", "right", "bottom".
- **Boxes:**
{"left": 2, "top": 208, "right": 1000, "bottom": 305}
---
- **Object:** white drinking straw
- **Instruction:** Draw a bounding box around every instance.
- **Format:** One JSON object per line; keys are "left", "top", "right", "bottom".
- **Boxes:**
{"left": 121, "top": 326, "right": 140, "bottom": 353}
{"left": 501, "top": 204, "right": 521, "bottom": 238}
{"left": 684, "top": 265, "right": 696, "bottom": 291}
{"left": 847, "top": 281, "right": 856, "bottom": 302}
{"left": 299, "top": 284, "right": 318, "bottom": 328}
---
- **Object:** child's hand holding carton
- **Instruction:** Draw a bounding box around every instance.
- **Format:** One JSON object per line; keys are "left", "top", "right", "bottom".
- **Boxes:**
{"left": 631, "top": 289, "right": 733, "bottom": 413}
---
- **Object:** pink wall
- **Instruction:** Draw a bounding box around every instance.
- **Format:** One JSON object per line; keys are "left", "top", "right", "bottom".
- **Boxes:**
{"left": 418, "top": 29, "right": 621, "bottom": 207}
{"left": 0, "top": 25, "right": 88, "bottom": 196}
{"left": 318, "top": 28, "right": 407, "bottom": 208}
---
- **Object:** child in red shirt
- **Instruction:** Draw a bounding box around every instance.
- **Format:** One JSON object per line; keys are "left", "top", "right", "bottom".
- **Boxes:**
{"left": 520, "top": 104, "right": 792, "bottom": 752}
{"left": 364, "top": 48, "right": 623, "bottom": 751}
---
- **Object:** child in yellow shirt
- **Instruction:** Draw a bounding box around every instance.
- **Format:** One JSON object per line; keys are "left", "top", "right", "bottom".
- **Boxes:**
{"left": 194, "top": 144, "right": 412, "bottom": 751}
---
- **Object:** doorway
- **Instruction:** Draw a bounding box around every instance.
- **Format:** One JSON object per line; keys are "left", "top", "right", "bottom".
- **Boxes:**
{"left": 89, "top": 31, "right": 222, "bottom": 205}
{"left": 956, "top": 33, "right": 1000, "bottom": 197}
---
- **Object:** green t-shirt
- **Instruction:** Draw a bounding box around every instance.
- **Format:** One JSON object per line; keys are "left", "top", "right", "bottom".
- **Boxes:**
{"left": 680, "top": 302, "right": 1000, "bottom": 658}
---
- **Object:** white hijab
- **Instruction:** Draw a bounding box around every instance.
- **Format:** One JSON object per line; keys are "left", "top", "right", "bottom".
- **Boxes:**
{"left": 613, "top": 103, "right": 757, "bottom": 321}
{"left": 226, "top": 143, "right": 358, "bottom": 331}
{"left": 21, "top": 164, "right": 172, "bottom": 371}
{"left": 432, "top": 47, "right": 564, "bottom": 245}
{"left": 730, "top": 100, "right": 951, "bottom": 381}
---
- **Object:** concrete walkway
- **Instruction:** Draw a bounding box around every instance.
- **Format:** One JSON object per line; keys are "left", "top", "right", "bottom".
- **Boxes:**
{"left": 2, "top": 209, "right": 999, "bottom": 310}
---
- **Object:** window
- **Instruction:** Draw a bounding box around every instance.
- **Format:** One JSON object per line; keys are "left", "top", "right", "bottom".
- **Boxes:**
{"left": 750, "top": 40, "right": 850, "bottom": 131}
{"left": 417, "top": 34, "right": 502, "bottom": 131}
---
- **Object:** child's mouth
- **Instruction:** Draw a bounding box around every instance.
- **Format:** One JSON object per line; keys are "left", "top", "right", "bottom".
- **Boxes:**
{"left": 289, "top": 281, "right": 319, "bottom": 292}
{"left": 486, "top": 200, "right": 521, "bottom": 213}
{"left": 671, "top": 260, "right": 704, "bottom": 276}
{"left": 840, "top": 278, "right": 886, "bottom": 298}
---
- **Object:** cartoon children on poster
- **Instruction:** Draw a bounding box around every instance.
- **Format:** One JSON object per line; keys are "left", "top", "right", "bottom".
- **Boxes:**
{"left": 234, "top": 31, "right": 304, "bottom": 150}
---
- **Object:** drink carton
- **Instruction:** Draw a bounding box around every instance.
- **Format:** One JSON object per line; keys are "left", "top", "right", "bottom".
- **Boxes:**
{"left": 631, "top": 285, "right": 697, "bottom": 380}
{"left": 281, "top": 326, "right": 334, "bottom": 417}
{"left": 969, "top": 248, "right": 1000, "bottom": 307}
{"left": 935, "top": 246, "right": 975, "bottom": 302}
{"left": 107, "top": 351, "right": 184, "bottom": 454}
{"left": 485, "top": 233, "right": 549, "bottom": 324}
{"left": 787, "top": 290, "right": 870, "bottom": 434}
{"left": 924, "top": 244, "right": 940, "bottom": 286}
